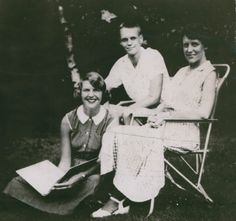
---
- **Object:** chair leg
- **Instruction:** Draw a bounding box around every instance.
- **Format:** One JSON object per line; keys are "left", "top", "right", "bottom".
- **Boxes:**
{"left": 197, "top": 184, "right": 213, "bottom": 203}
{"left": 165, "top": 160, "right": 213, "bottom": 203}
{"left": 146, "top": 198, "right": 155, "bottom": 218}
{"left": 165, "top": 170, "right": 185, "bottom": 190}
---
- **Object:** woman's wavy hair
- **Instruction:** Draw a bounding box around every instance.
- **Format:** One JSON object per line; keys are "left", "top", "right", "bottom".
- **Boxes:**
{"left": 78, "top": 71, "right": 110, "bottom": 104}
{"left": 182, "top": 23, "right": 210, "bottom": 48}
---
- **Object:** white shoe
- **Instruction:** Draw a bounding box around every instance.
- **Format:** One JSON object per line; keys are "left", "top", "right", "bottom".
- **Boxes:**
{"left": 91, "top": 208, "right": 113, "bottom": 218}
{"left": 91, "top": 196, "right": 130, "bottom": 218}
{"left": 111, "top": 197, "right": 130, "bottom": 215}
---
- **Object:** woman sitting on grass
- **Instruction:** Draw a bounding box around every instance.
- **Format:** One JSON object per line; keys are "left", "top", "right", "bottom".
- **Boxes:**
{"left": 91, "top": 24, "right": 217, "bottom": 218}
{"left": 3, "top": 72, "right": 114, "bottom": 215}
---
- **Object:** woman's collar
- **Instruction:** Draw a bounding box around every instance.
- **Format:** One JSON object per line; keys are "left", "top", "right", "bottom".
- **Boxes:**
{"left": 77, "top": 105, "right": 106, "bottom": 125}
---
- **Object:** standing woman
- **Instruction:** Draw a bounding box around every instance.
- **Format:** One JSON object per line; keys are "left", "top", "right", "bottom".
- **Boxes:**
{"left": 92, "top": 25, "right": 217, "bottom": 218}
{"left": 4, "top": 72, "right": 114, "bottom": 215}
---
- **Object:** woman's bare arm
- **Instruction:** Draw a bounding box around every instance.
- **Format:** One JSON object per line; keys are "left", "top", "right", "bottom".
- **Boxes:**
{"left": 58, "top": 116, "right": 71, "bottom": 171}
{"left": 130, "top": 74, "right": 163, "bottom": 108}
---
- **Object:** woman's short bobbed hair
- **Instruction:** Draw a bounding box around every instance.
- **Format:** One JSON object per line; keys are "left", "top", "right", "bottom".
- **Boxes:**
{"left": 182, "top": 23, "right": 210, "bottom": 47}
{"left": 79, "top": 71, "right": 110, "bottom": 104}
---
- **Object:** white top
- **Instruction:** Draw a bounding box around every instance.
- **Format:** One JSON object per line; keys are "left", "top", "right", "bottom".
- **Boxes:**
{"left": 163, "top": 60, "right": 215, "bottom": 112}
{"left": 105, "top": 47, "right": 169, "bottom": 102}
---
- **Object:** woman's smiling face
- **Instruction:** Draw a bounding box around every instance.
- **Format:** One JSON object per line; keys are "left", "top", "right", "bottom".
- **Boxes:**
{"left": 81, "top": 80, "right": 102, "bottom": 111}
{"left": 183, "top": 35, "right": 207, "bottom": 67}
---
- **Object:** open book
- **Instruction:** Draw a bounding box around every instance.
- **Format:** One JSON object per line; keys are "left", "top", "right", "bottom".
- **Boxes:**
{"left": 16, "top": 158, "right": 97, "bottom": 196}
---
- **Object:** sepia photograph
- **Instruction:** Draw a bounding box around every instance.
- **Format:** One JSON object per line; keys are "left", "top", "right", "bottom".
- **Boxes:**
{"left": 0, "top": 0, "right": 235, "bottom": 220}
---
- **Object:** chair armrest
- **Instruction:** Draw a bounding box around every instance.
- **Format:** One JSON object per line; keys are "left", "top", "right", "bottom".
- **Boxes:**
{"left": 132, "top": 112, "right": 152, "bottom": 118}
{"left": 132, "top": 115, "right": 217, "bottom": 123}
{"left": 118, "top": 100, "right": 135, "bottom": 106}
{"left": 164, "top": 118, "right": 218, "bottom": 123}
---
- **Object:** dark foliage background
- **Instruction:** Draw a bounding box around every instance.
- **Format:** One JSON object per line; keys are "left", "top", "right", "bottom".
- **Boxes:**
{"left": 0, "top": 0, "right": 235, "bottom": 140}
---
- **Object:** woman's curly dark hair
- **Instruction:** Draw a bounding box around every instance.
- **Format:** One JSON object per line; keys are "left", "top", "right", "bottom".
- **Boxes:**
{"left": 182, "top": 23, "right": 210, "bottom": 48}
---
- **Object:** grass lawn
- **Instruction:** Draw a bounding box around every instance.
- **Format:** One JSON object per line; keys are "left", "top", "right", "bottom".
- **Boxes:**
{"left": 0, "top": 130, "right": 236, "bottom": 221}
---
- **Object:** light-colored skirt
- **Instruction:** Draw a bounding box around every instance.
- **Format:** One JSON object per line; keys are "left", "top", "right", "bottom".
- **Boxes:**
{"left": 99, "top": 123, "right": 199, "bottom": 202}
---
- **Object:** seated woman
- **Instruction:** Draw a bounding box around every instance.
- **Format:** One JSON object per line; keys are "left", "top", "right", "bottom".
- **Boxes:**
{"left": 91, "top": 24, "right": 217, "bottom": 218}
{"left": 3, "top": 72, "right": 114, "bottom": 215}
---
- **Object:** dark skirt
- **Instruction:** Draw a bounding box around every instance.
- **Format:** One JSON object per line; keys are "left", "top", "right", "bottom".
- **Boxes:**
{"left": 3, "top": 174, "right": 100, "bottom": 215}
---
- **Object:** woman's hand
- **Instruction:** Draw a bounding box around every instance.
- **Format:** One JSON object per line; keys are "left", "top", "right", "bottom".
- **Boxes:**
{"left": 120, "top": 107, "right": 136, "bottom": 125}
{"left": 122, "top": 106, "right": 136, "bottom": 118}
{"left": 147, "top": 112, "right": 172, "bottom": 128}
{"left": 53, "top": 173, "right": 86, "bottom": 190}
{"left": 147, "top": 115, "right": 163, "bottom": 128}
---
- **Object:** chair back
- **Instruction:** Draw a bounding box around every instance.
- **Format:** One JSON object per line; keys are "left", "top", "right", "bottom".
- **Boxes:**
{"left": 210, "top": 64, "right": 230, "bottom": 119}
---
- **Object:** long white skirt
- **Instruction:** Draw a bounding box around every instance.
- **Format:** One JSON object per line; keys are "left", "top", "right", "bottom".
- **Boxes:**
{"left": 100, "top": 126, "right": 165, "bottom": 202}
{"left": 99, "top": 123, "right": 199, "bottom": 202}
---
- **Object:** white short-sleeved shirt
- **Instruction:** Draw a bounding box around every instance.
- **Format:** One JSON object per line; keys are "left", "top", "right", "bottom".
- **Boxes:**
{"left": 105, "top": 47, "right": 169, "bottom": 102}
